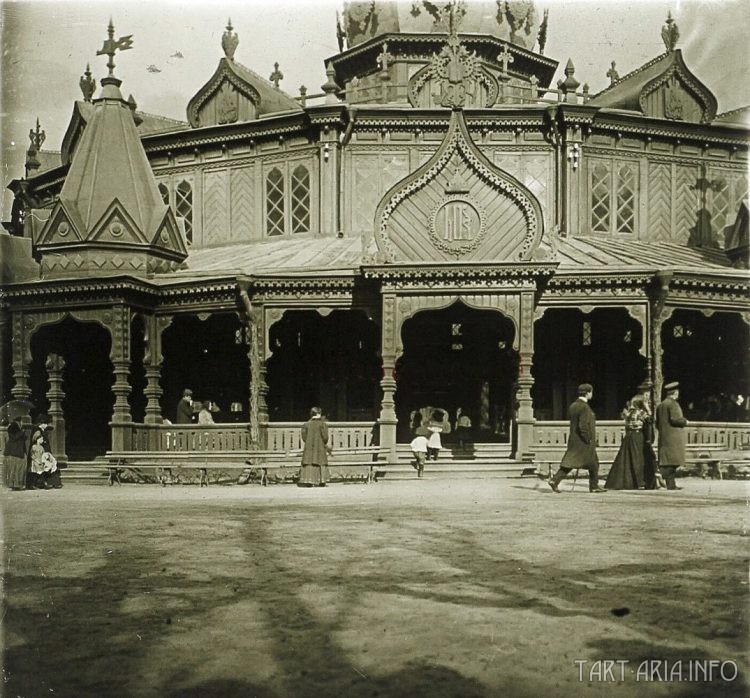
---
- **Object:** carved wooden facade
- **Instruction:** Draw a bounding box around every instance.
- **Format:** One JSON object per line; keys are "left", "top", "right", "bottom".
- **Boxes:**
{"left": 2, "top": 11, "right": 748, "bottom": 463}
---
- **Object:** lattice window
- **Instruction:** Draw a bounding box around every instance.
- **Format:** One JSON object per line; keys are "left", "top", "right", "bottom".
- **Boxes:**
{"left": 582, "top": 321, "right": 592, "bottom": 346}
{"left": 590, "top": 162, "right": 611, "bottom": 233}
{"left": 158, "top": 183, "right": 170, "bottom": 206}
{"left": 291, "top": 165, "right": 310, "bottom": 234}
{"left": 616, "top": 164, "right": 636, "bottom": 234}
{"left": 266, "top": 168, "right": 285, "bottom": 236}
{"left": 452, "top": 323, "right": 462, "bottom": 336}
{"left": 589, "top": 159, "right": 638, "bottom": 235}
{"left": 624, "top": 330, "right": 632, "bottom": 343}
{"left": 673, "top": 325, "right": 684, "bottom": 338}
{"left": 175, "top": 180, "right": 193, "bottom": 245}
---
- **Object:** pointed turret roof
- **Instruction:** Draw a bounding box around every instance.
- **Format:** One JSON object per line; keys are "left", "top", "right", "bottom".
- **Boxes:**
{"left": 36, "top": 22, "right": 187, "bottom": 278}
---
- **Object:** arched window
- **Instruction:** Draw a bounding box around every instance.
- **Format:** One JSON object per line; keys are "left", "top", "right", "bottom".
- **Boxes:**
{"left": 158, "top": 182, "right": 170, "bottom": 207}
{"left": 175, "top": 180, "right": 193, "bottom": 245}
{"left": 266, "top": 168, "right": 285, "bottom": 236}
{"left": 291, "top": 165, "right": 310, "bottom": 234}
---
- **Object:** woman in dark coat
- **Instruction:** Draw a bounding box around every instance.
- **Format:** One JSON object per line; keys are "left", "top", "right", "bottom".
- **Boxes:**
{"left": 299, "top": 406, "right": 329, "bottom": 487}
{"left": 3, "top": 421, "right": 29, "bottom": 490}
{"left": 605, "top": 397, "right": 657, "bottom": 490}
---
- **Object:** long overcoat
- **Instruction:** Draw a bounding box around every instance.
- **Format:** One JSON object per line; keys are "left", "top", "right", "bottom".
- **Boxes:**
{"left": 560, "top": 399, "right": 599, "bottom": 468}
{"left": 655, "top": 397, "right": 687, "bottom": 466}
{"left": 175, "top": 399, "right": 193, "bottom": 424}
{"left": 301, "top": 417, "right": 329, "bottom": 466}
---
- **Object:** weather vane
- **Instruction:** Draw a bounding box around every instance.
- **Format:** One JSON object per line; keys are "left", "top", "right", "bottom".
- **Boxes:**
{"left": 96, "top": 19, "right": 133, "bottom": 78}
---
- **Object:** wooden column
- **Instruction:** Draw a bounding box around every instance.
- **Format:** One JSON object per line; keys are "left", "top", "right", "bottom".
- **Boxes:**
{"left": 45, "top": 353, "right": 67, "bottom": 464}
{"left": 240, "top": 289, "right": 268, "bottom": 447}
{"left": 109, "top": 305, "right": 132, "bottom": 452}
{"left": 10, "top": 312, "right": 32, "bottom": 401}
{"left": 378, "top": 294, "right": 398, "bottom": 463}
{"left": 0, "top": 310, "right": 8, "bottom": 402}
{"left": 515, "top": 291, "right": 536, "bottom": 461}
{"left": 650, "top": 272, "right": 673, "bottom": 401}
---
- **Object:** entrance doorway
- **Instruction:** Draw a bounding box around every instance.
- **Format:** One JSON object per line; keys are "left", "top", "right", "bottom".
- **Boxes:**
{"left": 395, "top": 301, "right": 518, "bottom": 442}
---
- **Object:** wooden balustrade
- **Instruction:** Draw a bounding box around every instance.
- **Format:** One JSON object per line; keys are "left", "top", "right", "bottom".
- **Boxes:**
{"left": 533, "top": 420, "right": 750, "bottom": 450}
{"left": 265, "top": 422, "right": 376, "bottom": 452}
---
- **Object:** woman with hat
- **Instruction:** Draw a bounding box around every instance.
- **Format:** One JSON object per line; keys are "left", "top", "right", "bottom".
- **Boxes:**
{"left": 3, "top": 420, "right": 29, "bottom": 490}
{"left": 27, "top": 416, "right": 61, "bottom": 489}
{"left": 605, "top": 381, "right": 659, "bottom": 490}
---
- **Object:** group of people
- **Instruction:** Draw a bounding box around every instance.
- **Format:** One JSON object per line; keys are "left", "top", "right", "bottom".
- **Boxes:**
{"left": 3, "top": 416, "right": 62, "bottom": 491}
{"left": 174, "top": 389, "right": 219, "bottom": 425}
{"left": 549, "top": 380, "right": 689, "bottom": 493}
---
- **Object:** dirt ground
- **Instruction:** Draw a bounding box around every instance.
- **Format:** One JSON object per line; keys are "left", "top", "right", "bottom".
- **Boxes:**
{"left": 2, "top": 477, "right": 748, "bottom": 698}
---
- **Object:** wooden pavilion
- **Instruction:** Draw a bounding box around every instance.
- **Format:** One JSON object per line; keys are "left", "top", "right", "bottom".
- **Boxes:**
{"left": 1, "top": 4, "right": 748, "bottom": 473}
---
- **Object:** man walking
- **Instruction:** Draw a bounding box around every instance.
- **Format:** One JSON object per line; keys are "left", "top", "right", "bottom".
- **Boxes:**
{"left": 655, "top": 381, "right": 688, "bottom": 490}
{"left": 549, "top": 383, "right": 605, "bottom": 493}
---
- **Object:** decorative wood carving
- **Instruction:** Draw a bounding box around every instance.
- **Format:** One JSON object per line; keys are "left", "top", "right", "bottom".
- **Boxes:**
{"left": 375, "top": 111, "right": 543, "bottom": 263}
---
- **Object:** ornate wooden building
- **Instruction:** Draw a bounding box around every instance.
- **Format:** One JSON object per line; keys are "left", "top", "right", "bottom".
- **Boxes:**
{"left": 1, "top": 3, "right": 748, "bottom": 467}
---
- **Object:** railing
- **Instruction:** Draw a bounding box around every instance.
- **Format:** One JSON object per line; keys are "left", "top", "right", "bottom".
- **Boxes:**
{"left": 533, "top": 420, "right": 750, "bottom": 450}
{"left": 125, "top": 424, "right": 253, "bottom": 452}
{"left": 296, "top": 81, "right": 586, "bottom": 108}
{"left": 265, "top": 422, "right": 376, "bottom": 452}
{"left": 116, "top": 421, "right": 376, "bottom": 454}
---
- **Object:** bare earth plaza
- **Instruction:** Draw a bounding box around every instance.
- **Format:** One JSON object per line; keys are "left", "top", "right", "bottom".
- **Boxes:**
{"left": 1, "top": 0, "right": 749, "bottom": 696}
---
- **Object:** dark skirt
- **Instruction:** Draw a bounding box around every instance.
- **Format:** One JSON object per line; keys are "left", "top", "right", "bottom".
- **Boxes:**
{"left": 605, "top": 430, "right": 656, "bottom": 490}
{"left": 4, "top": 455, "right": 27, "bottom": 489}
{"left": 298, "top": 464, "right": 330, "bottom": 487}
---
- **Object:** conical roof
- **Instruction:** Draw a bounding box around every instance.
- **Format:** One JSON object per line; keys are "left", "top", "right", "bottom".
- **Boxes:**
{"left": 59, "top": 77, "right": 165, "bottom": 236}
{"left": 36, "top": 61, "right": 187, "bottom": 277}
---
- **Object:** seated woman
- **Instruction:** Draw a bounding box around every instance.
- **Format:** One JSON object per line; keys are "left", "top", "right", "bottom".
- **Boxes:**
{"left": 605, "top": 396, "right": 657, "bottom": 490}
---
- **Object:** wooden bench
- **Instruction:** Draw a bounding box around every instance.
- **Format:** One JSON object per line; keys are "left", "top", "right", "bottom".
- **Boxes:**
{"left": 684, "top": 443, "right": 725, "bottom": 480}
{"left": 242, "top": 447, "right": 383, "bottom": 486}
{"left": 106, "top": 451, "right": 250, "bottom": 486}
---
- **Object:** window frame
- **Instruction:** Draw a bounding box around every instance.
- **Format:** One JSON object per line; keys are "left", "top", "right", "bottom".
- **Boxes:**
{"left": 587, "top": 156, "right": 639, "bottom": 236}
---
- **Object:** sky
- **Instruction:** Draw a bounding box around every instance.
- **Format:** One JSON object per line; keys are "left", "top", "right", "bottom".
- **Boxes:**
{"left": 1, "top": 0, "right": 749, "bottom": 219}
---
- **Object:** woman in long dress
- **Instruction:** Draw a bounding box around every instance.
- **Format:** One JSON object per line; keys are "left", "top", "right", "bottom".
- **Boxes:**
{"left": 3, "top": 421, "right": 29, "bottom": 490}
{"left": 299, "top": 406, "right": 330, "bottom": 487}
{"left": 605, "top": 397, "right": 656, "bottom": 490}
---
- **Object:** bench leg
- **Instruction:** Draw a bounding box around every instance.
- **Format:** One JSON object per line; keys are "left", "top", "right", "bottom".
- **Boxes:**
{"left": 261, "top": 468, "right": 267, "bottom": 487}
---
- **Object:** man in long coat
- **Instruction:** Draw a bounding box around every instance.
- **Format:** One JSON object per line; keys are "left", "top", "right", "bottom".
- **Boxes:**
{"left": 175, "top": 389, "right": 194, "bottom": 424}
{"left": 655, "top": 381, "right": 688, "bottom": 490}
{"left": 549, "top": 383, "right": 605, "bottom": 493}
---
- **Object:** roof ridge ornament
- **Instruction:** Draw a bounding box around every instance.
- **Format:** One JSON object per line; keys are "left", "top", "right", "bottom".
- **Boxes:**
{"left": 96, "top": 19, "right": 133, "bottom": 82}
{"left": 79, "top": 63, "right": 96, "bottom": 101}
{"left": 222, "top": 18, "right": 239, "bottom": 61}
{"left": 429, "top": 1, "right": 479, "bottom": 109}
{"left": 661, "top": 11, "right": 679, "bottom": 52}
{"left": 269, "top": 62, "right": 284, "bottom": 90}
{"left": 606, "top": 61, "right": 619, "bottom": 85}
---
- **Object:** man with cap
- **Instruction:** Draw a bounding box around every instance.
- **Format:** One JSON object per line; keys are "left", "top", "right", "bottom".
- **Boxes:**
{"left": 175, "top": 389, "right": 194, "bottom": 424}
{"left": 655, "top": 381, "right": 688, "bottom": 490}
{"left": 549, "top": 383, "right": 605, "bottom": 493}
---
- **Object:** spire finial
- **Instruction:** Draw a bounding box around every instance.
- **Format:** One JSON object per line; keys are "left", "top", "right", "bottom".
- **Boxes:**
{"left": 269, "top": 62, "right": 284, "bottom": 89}
{"left": 26, "top": 117, "right": 46, "bottom": 174}
{"left": 606, "top": 61, "right": 619, "bottom": 85}
{"left": 560, "top": 58, "right": 580, "bottom": 103}
{"left": 537, "top": 8, "right": 549, "bottom": 55}
{"left": 321, "top": 62, "right": 339, "bottom": 105}
{"left": 79, "top": 63, "right": 96, "bottom": 101}
{"left": 96, "top": 19, "right": 133, "bottom": 79}
{"left": 222, "top": 18, "right": 239, "bottom": 60}
{"left": 661, "top": 11, "right": 680, "bottom": 52}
